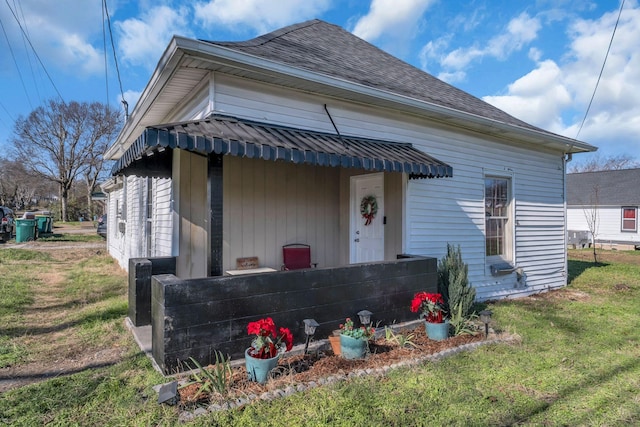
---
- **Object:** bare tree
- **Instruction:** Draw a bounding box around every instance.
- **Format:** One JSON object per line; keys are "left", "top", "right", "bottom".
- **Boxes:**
{"left": 0, "top": 157, "right": 56, "bottom": 210}
{"left": 82, "top": 103, "right": 119, "bottom": 219}
{"left": 569, "top": 154, "right": 640, "bottom": 173}
{"left": 583, "top": 185, "right": 600, "bottom": 263}
{"left": 11, "top": 100, "right": 121, "bottom": 221}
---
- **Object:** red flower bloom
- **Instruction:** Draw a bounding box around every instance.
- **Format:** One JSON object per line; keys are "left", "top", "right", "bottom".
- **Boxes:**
{"left": 279, "top": 327, "right": 293, "bottom": 351}
{"left": 247, "top": 318, "right": 293, "bottom": 359}
{"left": 410, "top": 291, "right": 446, "bottom": 323}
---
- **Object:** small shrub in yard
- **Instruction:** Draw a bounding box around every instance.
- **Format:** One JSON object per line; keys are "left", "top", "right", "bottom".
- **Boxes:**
{"left": 438, "top": 243, "right": 476, "bottom": 318}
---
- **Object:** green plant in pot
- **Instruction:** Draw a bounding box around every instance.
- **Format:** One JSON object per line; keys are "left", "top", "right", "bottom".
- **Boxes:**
{"left": 339, "top": 317, "right": 375, "bottom": 359}
{"left": 244, "top": 317, "right": 293, "bottom": 384}
{"left": 411, "top": 291, "right": 449, "bottom": 341}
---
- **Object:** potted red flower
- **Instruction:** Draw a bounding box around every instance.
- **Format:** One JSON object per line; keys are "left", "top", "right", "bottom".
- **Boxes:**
{"left": 245, "top": 317, "right": 293, "bottom": 383}
{"left": 410, "top": 292, "right": 449, "bottom": 340}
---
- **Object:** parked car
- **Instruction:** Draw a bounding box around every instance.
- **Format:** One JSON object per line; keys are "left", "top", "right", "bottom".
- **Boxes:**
{"left": 97, "top": 214, "right": 107, "bottom": 238}
{"left": 0, "top": 206, "right": 15, "bottom": 242}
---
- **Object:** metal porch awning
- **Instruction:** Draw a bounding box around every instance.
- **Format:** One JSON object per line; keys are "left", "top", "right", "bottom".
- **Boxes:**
{"left": 112, "top": 114, "right": 453, "bottom": 178}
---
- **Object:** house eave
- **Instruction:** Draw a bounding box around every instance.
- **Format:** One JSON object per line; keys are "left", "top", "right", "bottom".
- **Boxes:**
{"left": 106, "top": 36, "right": 596, "bottom": 160}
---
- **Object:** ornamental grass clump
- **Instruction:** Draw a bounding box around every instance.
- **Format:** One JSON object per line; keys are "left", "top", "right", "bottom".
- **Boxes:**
{"left": 410, "top": 292, "right": 445, "bottom": 323}
{"left": 247, "top": 317, "right": 293, "bottom": 359}
{"left": 339, "top": 317, "right": 375, "bottom": 340}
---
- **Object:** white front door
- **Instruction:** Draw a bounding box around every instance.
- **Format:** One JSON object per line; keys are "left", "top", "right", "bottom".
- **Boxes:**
{"left": 350, "top": 173, "right": 384, "bottom": 263}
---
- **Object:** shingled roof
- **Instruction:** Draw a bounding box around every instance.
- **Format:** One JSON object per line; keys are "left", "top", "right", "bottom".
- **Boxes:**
{"left": 205, "top": 19, "right": 548, "bottom": 135}
{"left": 567, "top": 168, "right": 640, "bottom": 206}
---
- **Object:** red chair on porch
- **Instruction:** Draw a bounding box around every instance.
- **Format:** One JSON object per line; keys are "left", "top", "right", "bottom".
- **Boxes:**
{"left": 282, "top": 243, "right": 317, "bottom": 270}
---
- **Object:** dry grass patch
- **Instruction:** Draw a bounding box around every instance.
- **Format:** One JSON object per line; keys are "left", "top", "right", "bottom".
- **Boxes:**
{"left": 0, "top": 244, "right": 129, "bottom": 392}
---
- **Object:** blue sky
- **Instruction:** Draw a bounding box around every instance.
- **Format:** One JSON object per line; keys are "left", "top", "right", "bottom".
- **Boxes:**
{"left": 1, "top": 0, "right": 638, "bottom": 165}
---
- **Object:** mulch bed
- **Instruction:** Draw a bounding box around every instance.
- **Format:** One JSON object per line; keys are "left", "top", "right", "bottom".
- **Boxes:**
{"left": 176, "top": 326, "right": 490, "bottom": 409}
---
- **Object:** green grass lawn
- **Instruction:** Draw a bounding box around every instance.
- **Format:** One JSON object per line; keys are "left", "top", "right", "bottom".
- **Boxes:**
{"left": 1, "top": 249, "right": 639, "bottom": 426}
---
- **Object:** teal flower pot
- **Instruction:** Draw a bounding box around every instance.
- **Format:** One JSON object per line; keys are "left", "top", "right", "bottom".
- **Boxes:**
{"left": 425, "top": 320, "right": 450, "bottom": 341}
{"left": 245, "top": 349, "right": 280, "bottom": 384}
{"left": 340, "top": 334, "right": 367, "bottom": 359}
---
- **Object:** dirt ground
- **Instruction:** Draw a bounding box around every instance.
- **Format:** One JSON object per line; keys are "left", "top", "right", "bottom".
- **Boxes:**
{"left": 567, "top": 248, "right": 640, "bottom": 265}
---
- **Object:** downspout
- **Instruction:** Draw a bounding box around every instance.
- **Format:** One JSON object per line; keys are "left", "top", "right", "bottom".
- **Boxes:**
{"left": 563, "top": 152, "right": 572, "bottom": 284}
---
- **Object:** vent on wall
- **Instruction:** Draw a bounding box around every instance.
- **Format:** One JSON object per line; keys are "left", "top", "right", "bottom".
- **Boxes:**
{"left": 490, "top": 262, "right": 516, "bottom": 276}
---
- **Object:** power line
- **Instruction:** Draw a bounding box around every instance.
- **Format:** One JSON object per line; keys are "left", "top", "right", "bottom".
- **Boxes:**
{"left": 14, "top": 0, "right": 42, "bottom": 103}
{"left": 0, "top": 13, "right": 33, "bottom": 110}
{"left": 575, "top": 0, "right": 625, "bottom": 139}
{"left": 4, "top": 0, "right": 64, "bottom": 102}
{"left": 103, "top": 0, "right": 128, "bottom": 119}
{"left": 102, "top": 0, "right": 110, "bottom": 110}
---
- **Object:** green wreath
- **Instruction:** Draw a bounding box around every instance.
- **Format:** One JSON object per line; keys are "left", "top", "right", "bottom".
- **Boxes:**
{"left": 360, "top": 195, "right": 378, "bottom": 226}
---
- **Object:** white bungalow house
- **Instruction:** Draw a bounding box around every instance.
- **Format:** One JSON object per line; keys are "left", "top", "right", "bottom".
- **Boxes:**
{"left": 103, "top": 19, "right": 595, "bottom": 302}
{"left": 567, "top": 169, "right": 640, "bottom": 250}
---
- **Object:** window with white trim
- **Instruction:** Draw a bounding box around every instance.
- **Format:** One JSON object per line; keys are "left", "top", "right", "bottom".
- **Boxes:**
{"left": 621, "top": 207, "right": 637, "bottom": 232}
{"left": 485, "top": 176, "right": 512, "bottom": 260}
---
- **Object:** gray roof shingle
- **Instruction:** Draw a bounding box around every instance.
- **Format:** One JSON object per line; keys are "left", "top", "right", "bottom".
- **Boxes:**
{"left": 567, "top": 168, "right": 640, "bottom": 206}
{"left": 205, "top": 19, "right": 551, "bottom": 135}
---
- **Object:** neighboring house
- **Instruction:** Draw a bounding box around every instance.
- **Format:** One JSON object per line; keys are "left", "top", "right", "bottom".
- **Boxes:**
{"left": 101, "top": 20, "right": 597, "bottom": 370}
{"left": 567, "top": 169, "right": 640, "bottom": 249}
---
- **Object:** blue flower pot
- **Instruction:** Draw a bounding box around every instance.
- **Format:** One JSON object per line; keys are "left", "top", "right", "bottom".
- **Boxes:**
{"left": 245, "top": 349, "right": 280, "bottom": 384}
{"left": 425, "top": 320, "right": 450, "bottom": 341}
{"left": 340, "top": 334, "right": 367, "bottom": 359}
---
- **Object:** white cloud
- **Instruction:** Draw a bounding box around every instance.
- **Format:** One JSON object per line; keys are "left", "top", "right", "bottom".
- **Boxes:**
{"left": 484, "top": 60, "right": 571, "bottom": 134}
{"left": 437, "top": 70, "right": 466, "bottom": 84}
{"left": 437, "top": 12, "right": 541, "bottom": 71}
{"left": 483, "top": 4, "right": 640, "bottom": 159}
{"left": 194, "top": 0, "right": 331, "bottom": 34}
{"left": 116, "top": 5, "right": 191, "bottom": 70}
{"left": 0, "top": 0, "right": 105, "bottom": 76}
{"left": 352, "top": 0, "right": 435, "bottom": 42}
{"left": 419, "top": 38, "right": 449, "bottom": 72}
{"left": 528, "top": 47, "right": 542, "bottom": 62}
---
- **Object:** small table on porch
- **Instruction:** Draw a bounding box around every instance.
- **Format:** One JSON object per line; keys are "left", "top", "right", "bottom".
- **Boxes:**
{"left": 225, "top": 267, "right": 278, "bottom": 276}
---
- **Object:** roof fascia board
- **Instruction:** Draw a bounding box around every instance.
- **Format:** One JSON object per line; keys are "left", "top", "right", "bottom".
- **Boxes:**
{"left": 105, "top": 37, "right": 186, "bottom": 159}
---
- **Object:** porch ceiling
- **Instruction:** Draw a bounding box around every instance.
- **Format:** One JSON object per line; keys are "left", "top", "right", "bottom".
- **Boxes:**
{"left": 112, "top": 114, "right": 453, "bottom": 178}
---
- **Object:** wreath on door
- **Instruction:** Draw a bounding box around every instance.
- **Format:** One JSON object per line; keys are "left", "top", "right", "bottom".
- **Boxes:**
{"left": 360, "top": 195, "right": 378, "bottom": 226}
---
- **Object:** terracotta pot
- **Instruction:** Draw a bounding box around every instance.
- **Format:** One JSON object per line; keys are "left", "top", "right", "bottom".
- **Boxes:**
{"left": 328, "top": 335, "right": 341, "bottom": 355}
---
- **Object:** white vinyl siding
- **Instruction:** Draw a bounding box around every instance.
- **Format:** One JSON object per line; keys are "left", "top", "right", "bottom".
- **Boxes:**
{"left": 568, "top": 205, "right": 640, "bottom": 244}
{"left": 105, "top": 175, "right": 173, "bottom": 271}
{"left": 211, "top": 73, "right": 567, "bottom": 300}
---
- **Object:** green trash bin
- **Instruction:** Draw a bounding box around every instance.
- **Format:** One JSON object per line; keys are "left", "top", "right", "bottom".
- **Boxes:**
{"left": 15, "top": 219, "right": 36, "bottom": 242}
{"left": 36, "top": 215, "right": 52, "bottom": 235}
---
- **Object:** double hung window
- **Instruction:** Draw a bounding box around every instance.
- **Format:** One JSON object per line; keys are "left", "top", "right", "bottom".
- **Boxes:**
{"left": 622, "top": 207, "right": 637, "bottom": 232}
{"left": 485, "top": 177, "right": 511, "bottom": 259}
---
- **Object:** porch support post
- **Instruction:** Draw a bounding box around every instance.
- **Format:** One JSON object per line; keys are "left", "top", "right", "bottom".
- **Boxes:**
{"left": 209, "top": 154, "right": 223, "bottom": 276}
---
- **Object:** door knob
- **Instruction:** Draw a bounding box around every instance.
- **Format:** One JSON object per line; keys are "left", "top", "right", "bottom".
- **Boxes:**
{"left": 354, "top": 238, "right": 360, "bottom": 242}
